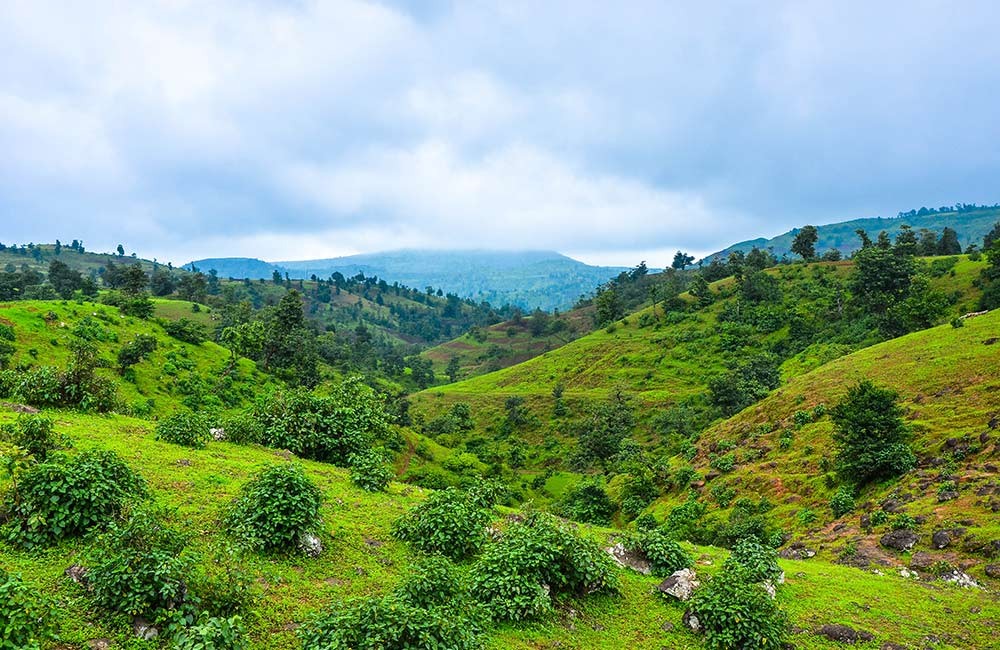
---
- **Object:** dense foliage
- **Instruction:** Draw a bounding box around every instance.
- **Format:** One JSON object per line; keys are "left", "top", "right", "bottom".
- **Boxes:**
{"left": 156, "top": 409, "right": 212, "bottom": 449}
{"left": 831, "top": 380, "right": 915, "bottom": 486}
{"left": 688, "top": 563, "right": 788, "bottom": 650}
{"left": 223, "top": 464, "right": 323, "bottom": 553}
{"left": 635, "top": 527, "right": 693, "bottom": 576}
{"left": 0, "top": 569, "right": 55, "bottom": 650}
{"left": 392, "top": 487, "right": 493, "bottom": 560}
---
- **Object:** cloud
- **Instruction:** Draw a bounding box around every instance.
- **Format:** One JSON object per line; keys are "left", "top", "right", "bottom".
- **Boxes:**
{"left": 2, "top": 1, "right": 999, "bottom": 264}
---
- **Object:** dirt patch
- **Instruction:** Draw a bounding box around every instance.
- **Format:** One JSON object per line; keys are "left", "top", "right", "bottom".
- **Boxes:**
{"left": 1, "top": 402, "right": 39, "bottom": 414}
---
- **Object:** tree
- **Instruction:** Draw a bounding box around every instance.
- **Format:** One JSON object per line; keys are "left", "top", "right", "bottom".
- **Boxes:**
{"left": 445, "top": 357, "right": 461, "bottom": 383}
{"left": 671, "top": 251, "right": 694, "bottom": 270}
{"left": 984, "top": 221, "right": 1000, "bottom": 250}
{"left": 937, "top": 227, "right": 961, "bottom": 255}
{"left": 850, "top": 245, "right": 916, "bottom": 316}
{"left": 594, "top": 287, "right": 623, "bottom": 325}
{"left": 573, "top": 390, "right": 634, "bottom": 469}
{"left": 830, "top": 380, "right": 915, "bottom": 486}
{"left": 149, "top": 268, "right": 176, "bottom": 296}
{"left": 893, "top": 225, "right": 918, "bottom": 257}
{"left": 116, "top": 244, "right": 125, "bottom": 256}
{"left": 791, "top": 225, "right": 818, "bottom": 260}
{"left": 120, "top": 264, "right": 148, "bottom": 295}
{"left": 855, "top": 228, "right": 873, "bottom": 249}
{"left": 47, "top": 259, "right": 83, "bottom": 299}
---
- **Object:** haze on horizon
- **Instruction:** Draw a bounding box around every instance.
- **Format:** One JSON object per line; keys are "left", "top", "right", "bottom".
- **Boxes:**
{"left": 3, "top": 1, "right": 999, "bottom": 268}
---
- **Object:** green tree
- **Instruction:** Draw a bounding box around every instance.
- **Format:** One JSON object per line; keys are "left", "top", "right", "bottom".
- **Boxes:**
{"left": 671, "top": 251, "right": 694, "bottom": 270}
{"left": 116, "top": 244, "right": 125, "bottom": 256}
{"left": 937, "top": 227, "right": 961, "bottom": 255}
{"left": 830, "top": 380, "right": 915, "bottom": 486}
{"left": 791, "top": 225, "right": 818, "bottom": 260}
{"left": 445, "top": 356, "right": 461, "bottom": 383}
{"left": 47, "top": 259, "right": 83, "bottom": 299}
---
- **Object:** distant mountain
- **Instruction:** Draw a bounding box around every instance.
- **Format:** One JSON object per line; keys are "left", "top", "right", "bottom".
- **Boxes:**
{"left": 703, "top": 206, "right": 1000, "bottom": 261}
{"left": 188, "top": 249, "right": 629, "bottom": 311}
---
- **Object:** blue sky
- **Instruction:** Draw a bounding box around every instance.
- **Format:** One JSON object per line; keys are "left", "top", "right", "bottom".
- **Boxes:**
{"left": 2, "top": 1, "right": 999, "bottom": 266}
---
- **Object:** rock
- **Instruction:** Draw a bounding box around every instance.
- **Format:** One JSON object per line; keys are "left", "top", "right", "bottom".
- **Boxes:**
{"left": 909, "top": 552, "right": 934, "bottom": 571}
{"left": 881, "top": 643, "right": 907, "bottom": 650}
{"left": 932, "top": 530, "right": 952, "bottom": 549}
{"left": 899, "top": 568, "right": 917, "bottom": 579}
{"left": 816, "top": 624, "right": 875, "bottom": 643}
{"left": 941, "top": 570, "right": 980, "bottom": 589}
{"left": 780, "top": 543, "right": 816, "bottom": 560}
{"left": 657, "top": 569, "right": 700, "bottom": 601}
{"left": 682, "top": 609, "right": 701, "bottom": 632}
{"left": 880, "top": 529, "right": 918, "bottom": 552}
{"left": 661, "top": 621, "right": 674, "bottom": 632}
{"left": 762, "top": 580, "right": 777, "bottom": 599}
{"left": 984, "top": 564, "right": 1000, "bottom": 578}
{"left": 938, "top": 490, "right": 959, "bottom": 502}
{"left": 881, "top": 498, "right": 902, "bottom": 513}
{"left": 86, "top": 640, "right": 112, "bottom": 650}
{"left": 64, "top": 564, "right": 88, "bottom": 585}
{"left": 298, "top": 533, "right": 323, "bottom": 558}
{"left": 606, "top": 543, "right": 652, "bottom": 575}
{"left": 132, "top": 617, "right": 158, "bottom": 641}
{"left": 210, "top": 427, "right": 226, "bottom": 441}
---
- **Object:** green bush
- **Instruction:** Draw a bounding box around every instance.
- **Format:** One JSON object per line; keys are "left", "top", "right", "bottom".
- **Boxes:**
{"left": 0, "top": 414, "right": 63, "bottom": 461}
{"left": 172, "top": 613, "right": 248, "bottom": 650}
{"left": 219, "top": 412, "right": 263, "bottom": 445}
{"left": 468, "top": 513, "right": 618, "bottom": 621}
{"left": 349, "top": 448, "right": 394, "bottom": 492}
{"left": 662, "top": 496, "right": 708, "bottom": 543}
{"left": 869, "top": 509, "right": 889, "bottom": 528}
{"left": 4, "top": 449, "right": 146, "bottom": 547}
{"left": 796, "top": 508, "right": 818, "bottom": 526}
{"left": 162, "top": 318, "right": 208, "bottom": 345}
{"left": 688, "top": 564, "right": 788, "bottom": 650}
{"left": 397, "top": 555, "right": 464, "bottom": 609}
{"left": 709, "top": 453, "right": 736, "bottom": 473}
{"left": 891, "top": 513, "right": 917, "bottom": 531}
{"left": 725, "top": 537, "right": 783, "bottom": 583}
{"left": 0, "top": 569, "right": 56, "bottom": 650}
{"left": 86, "top": 506, "right": 194, "bottom": 622}
{"left": 637, "top": 528, "right": 693, "bottom": 576}
{"left": 831, "top": 380, "right": 915, "bottom": 486}
{"left": 558, "top": 479, "right": 616, "bottom": 524}
{"left": 156, "top": 410, "right": 212, "bottom": 449}
{"left": 392, "top": 488, "right": 493, "bottom": 560}
{"left": 117, "top": 333, "right": 158, "bottom": 374}
{"left": 223, "top": 464, "right": 322, "bottom": 553}
{"left": 830, "top": 486, "right": 856, "bottom": 518}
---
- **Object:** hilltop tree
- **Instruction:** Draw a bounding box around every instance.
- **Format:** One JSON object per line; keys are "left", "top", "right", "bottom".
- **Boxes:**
{"left": 446, "top": 357, "right": 461, "bottom": 383}
{"left": 116, "top": 244, "right": 125, "bottom": 256}
{"left": 791, "top": 225, "right": 818, "bottom": 260}
{"left": 855, "top": 228, "right": 873, "bottom": 249}
{"left": 671, "top": 251, "right": 694, "bottom": 270}
{"left": 47, "top": 259, "right": 83, "bottom": 299}
{"left": 937, "top": 227, "right": 961, "bottom": 255}
{"left": 894, "top": 225, "right": 918, "bottom": 256}
{"left": 831, "top": 380, "right": 915, "bottom": 486}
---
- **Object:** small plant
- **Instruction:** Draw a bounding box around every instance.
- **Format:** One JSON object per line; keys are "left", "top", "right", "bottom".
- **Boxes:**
{"left": 0, "top": 569, "right": 56, "bottom": 650}
{"left": 829, "top": 486, "right": 856, "bottom": 518}
{"left": 349, "top": 448, "right": 394, "bottom": 492}
{"left": 710, "top": 484, "right": 736, "bottom": 508}
{"left": 725, "top": 537, "right": 783, "bottom": 583}
{"left": 156, "top": 409, "right": 212, "bottom": 449}
{"left": 0, "top": 414, "right": 63, "bottom": 461}
{"left": 792, "top": 409, "right": 812, "bottom": 428}
{"left": 392, "top": 488, "right": 493, "bottom": 560}
{"left": 811, "top": 403, "right": 827, "bottom": 419}
{"left": 172, "top": 613, "right": 248, "bottom": 650}
{"left": 672, "top": 466, "right": 700, "bottom": 490}
{"left": 869, "top": 509, "right": 889, "bottom": 527}
{"left": 117, "top": 333, "right": 158, "bottom": 374}
{"left": 558, "top": 478, "right": 616, "bottom": 524}
{"left": 223, "top": 463, "right": 323, "bottom": 553}
{"left": 687, "top": 563, "right": 788, "bottom": 650}
{"left": 796, "top": 508, "right": 818, "bottom": 526}
{"left": 710, "top": 453, "right": 736, "bottom": 473}
{"left": 951, "top": 317, "right": 965, "bottom": 328}
{"left": 397, "top": 555, "right": 464, "bottom": 609}
{"left": 219, "top": 412, "right": 264, "bottom": 445}
{"left": 778, "top": 434, "right": 793, "bottom": 450}
{"left": 891, "top": 513, "right": 917, "bottom": 531}
{"left": 930, "top": 560, "right": 955, "bottom": 576}
{"left": 637, "top": 527, "right": 693, "bottom": 576}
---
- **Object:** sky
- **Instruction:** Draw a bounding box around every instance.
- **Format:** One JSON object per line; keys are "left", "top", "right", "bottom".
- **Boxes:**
{"left": 2, "top": 1, "right": 1000, "bottom": 267}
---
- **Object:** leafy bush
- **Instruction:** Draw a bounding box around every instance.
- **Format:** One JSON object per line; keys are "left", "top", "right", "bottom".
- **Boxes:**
{"left": 869, "top": 509, "right": 889, "bottom": 527}
{"left": 891, "top": 513, "right": 917, "bottom": 531}
{"left": 162, "top": 318, "right": 208, "bottom": 344}
{"left": 397, "top": 555, "right": 464, "bottom": 609}
{"left": 558, "top": 479, "right": 616, "bottom": 524}
{"left": 172, "top": 613, "right": 248, "bottom": 650}
{"left": 117, "top": 333, "right": 158, "bottom": 374}
{"left": 688, "top": 564, "right": 788, "bottom": 650}
{"left": 0, "top": 569, "right": 56, "bottom": 650}
{"left": 831, "top": 380, "right": 916, "bottom": 486}
{"left": 156, "top": 410, "right": 212, "bottom": 449}
{"left": 0, "top": 414, "right": 63, "bottom": 461}
{"left": 223, "top": 464, "right": 322, "bottom": 553}
{"left": 710, "top": 484, "right": 736, "bottom": 508}
{"left": 725, "top": 537, "right": 783, "bottom": 583}
{"left": 392, "top": 488, "right": 492, "bottom": 560}
{"left": 709, "top": 453, "right": 736, "bottom": 473}
{"left": 796, "top": 508, "right": 818, "bottom": 526}
{"left": 830, "top": 486, "right": 856, "bottom": 518}
{"left": 219, "top": 412, "right": 263, "bottom": 445}
{"left": 4, "top": 449, "right": 146, "bottom": 547}
{"left": 349, "top": 448, "right": 394, "bottom": 492}
{"left": 468, "top": 513, "right": 618, "bottom": 621}
{"left": 7, "top": 340, "right": 118, "bottom": 412}
{"left": 662, "top": 496, "right": 708, "bottom": 543}
{"left": 637, "top": 528, "right": 693, "bottom": 576}
{"left": 86, "top": 506, "right": 194, "bottom": 621}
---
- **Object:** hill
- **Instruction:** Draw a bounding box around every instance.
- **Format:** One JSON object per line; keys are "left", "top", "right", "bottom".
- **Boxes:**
{"left": 1, "top": 405, "right": 996, "bottom": 649}
{"left": 188, "top": 249, "right": 630, "bottom": 311}
{"left": 705, "top": 206, "right": 1000, "bottom": 261}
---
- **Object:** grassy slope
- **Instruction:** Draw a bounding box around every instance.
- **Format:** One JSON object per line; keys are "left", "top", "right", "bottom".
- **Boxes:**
{"left": 0, "top": 300, "right": 265, "bottom": 416}
{"left": 658, "top": 310, "right": 1000, "bottom": 578}
{"left": 1, "top": 407, "right": 996, "bottom": 650}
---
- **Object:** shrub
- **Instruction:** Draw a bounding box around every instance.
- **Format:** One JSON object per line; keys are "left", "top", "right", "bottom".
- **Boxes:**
{"left": 397, "top": 555, "right": 464, "bottom": 608}
{"left": 830, "top": 486, "right": 856, "bottom": 518}
{"left": 219, "top": 412, "right": 263, "bottom": 445}
{"left": 0, "top": 414, "right": 62, "bottom": 461}
{"left": 4, "top": 449, "right": 146, "bottom": 547}
{"left": 869, "top": 509, "right": 889, "bottom": 527}
{"left": 672, "top": 466, "right": 700, "bottom": 490}
{"left": 558, "top": 479, "right": 616, "bottom": 524}
{"left": 831, "top": 380, "right": 915, "bottom": 486}
{"left": 223, "top": 464, "right": 322, "bottom": 553}
{"left": 891, "top": 513, "right": 917, "bottom": 531}
{"left": 688, "top": 564, "right": 788, "bottom": 650}
{"left": 172, "top": 613, "right": 248, "bottom": 650}
{"left": 637, "top": 528, "right": 693, "bottom": 576}
{"left": 796, "top": 508, "right": 818, "bottom": 526}
{"left": 662, "top": 496, "right": 708, "bottom": 543}
{"left": 392, "top": 488, "right": 492, "bottom": 560}
{"left": 156, "top": 410, "right": 212, "bottom": 449}
{"left": 710, "top": 484, "right": 736, "bottom": 508}
{"left": 162, "top": 318, "right": 208, "bottom": 345}
{"left": 709, "top": 453, "right": 736, "bottom": 473}
{"left": 117, "top": 333, "right": 158, "bottom": 374}
{"left": 725, "top": 537, "right": 783, "bottom": 583}
{"left": 468, "top": 513, "right": 618, "bottom": 621}
{"left": 349, "top": 448, "right": 394, "bottom": 492}
{"left": 0, "top": 569, "right": 56, "bottom": 650}
{"left": 86, "top": 506, "right": 194, "bottom": 621}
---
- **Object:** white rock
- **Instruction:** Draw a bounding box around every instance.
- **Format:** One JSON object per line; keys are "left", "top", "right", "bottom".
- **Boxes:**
{"left": 942, "top": 570, "right": 980, "bottom": 589}
{"left": 299, "top": 533, "right": 323, "bottom": 558}
{"left": 657, "top": 568, "right": 700, "bottom": 601}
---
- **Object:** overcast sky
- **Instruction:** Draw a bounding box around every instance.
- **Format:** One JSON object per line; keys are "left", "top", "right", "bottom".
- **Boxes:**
{"left": 3, "top": 1, "right": 999, "bottom": 267}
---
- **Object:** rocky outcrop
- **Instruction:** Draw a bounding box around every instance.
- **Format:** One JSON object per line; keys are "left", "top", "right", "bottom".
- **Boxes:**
{"left": 816, "top": 624, "right": 875, "bottom": 643}
{"left": 657, "top": 568, "right": 700, "bottom": 601}
{"left": 880, "top": 529, "right": 918, "bottom": 552}
{"left": 606, "top": 543, "right": 651, "bottom": 575}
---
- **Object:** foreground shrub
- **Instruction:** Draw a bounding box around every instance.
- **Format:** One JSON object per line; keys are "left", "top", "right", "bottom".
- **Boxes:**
{"left": 392, "top": 488, "right": 493, "bottom": 560}
{"left": 0, "top": 569, "right": 56, "bottom": 650}
{"left": 397, "top": 556, "right": 464, "bottom": 608}
{"left": 4, "top": 449, "right": 146, "bottom": 547}
{"left": 636, "top": 527, "right": 693, "bottom": 577}
{"left": 223, "top": 464, "right": 322, "bottom": 553}
{"left": 830, "top": 486, "right": 856, "bottom": 518}
{"left": 557, "top": 479, "right": 616, "bottom": 524}
{"left": 0, "top": 414, "right": 63, "bottom": 461}
{"left": 724, "top": 537, "right": 783, "bottom": 583}
{"left": 349, "top": 448, "right": 394, "bottom": 492}
{"left": 171, "top": 613, "right": 248, "bottom": 650}
{"left": 468, "top": 513, "right": 619, "bottom": 621}
{"left": 87, "top": 506, "right": 194, "bottom": 622}
{"left": 156, "top": 410, "right": 212, "bottom": 449}
{"left": 688, "top": 565, "right": 788, "bottom": 650}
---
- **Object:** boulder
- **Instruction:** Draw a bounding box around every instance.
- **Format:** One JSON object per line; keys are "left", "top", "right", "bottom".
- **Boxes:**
{"left": 657, "top": 568, "right": 700, "bottom": 601}
{"left": 931, "top": 530, "right": 952, "bottom": 549}
{"left": 937, "top": 490, "right": 959, "bottom": 503}
{"left": 880, "top": 529, "right": 918, "bottom": 552}
{"left": 984, "top": 564, "right": 1000, "bottom": 579}
{"left": 64, "top": 564, "right": 88, "bottom": 585}
{"left": 132, "top": 617, "right": 158, "bottom": 641}
{"left": 780, "top": 542, "right": 816, "bottom": 560}
{"left": 816, "top": 624, "right": 875, "bottom": 644}
{"left": 682, "top": 609, "right": 701, "bottom": 632}
{"left": 606, "top": 543, "right": 652, "bottom": 575}
{"left": 909, "top": 552, "right": 934, "bottom": 571}
{"left": 298, "top": 533, "right": 323, "bottom": 558}
{"left": 210, "top": 427, "right": 226, "bottom": 441}
{"left": 941, "top": 570, "right": 980, "bottom": 589}
{"left": 881, "top": 643, "right": 907, "bottom": 650}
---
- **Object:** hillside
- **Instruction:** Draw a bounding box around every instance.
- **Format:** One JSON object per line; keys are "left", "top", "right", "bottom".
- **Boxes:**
{"left": 188, "top": 249, "right": 630, "bottom": 311}
{"left": 1, "top": 406, "right": 996, "bottom": 650}
{"left": 706, "top": 206, "right": 1000, "bottom": 261}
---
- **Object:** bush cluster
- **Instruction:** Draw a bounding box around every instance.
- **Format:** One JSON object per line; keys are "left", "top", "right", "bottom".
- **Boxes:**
{"left": 635, "top": 527, "right": 693, "bottom": 577}
{"left": 162, "top": 318, "right": 209, "bottom": 345}
{"left": 156, "top": 410, "right": 212, "bottom": 449}
{"left": 0, "top": 569, "right": 55, "bottom": 650}
{"left": 468, "top": 513, "right": 618, "bottom": 621}
{"left": 688, "top": 562, "right": 788, "bottom": 650}
{"left": 223, "top": 463, "right": 323, "bottom": 553}
{"left": 392, "top": 487, "right": 494, "bottom": 560}
{"left": 557, "top": 478, "right": 616, "bottom": 524}
{"left": 349, "top": 448, "right": 394, "bottom": 492}
{"left": 830, "top": 486, "right": 856, "bottom": 518}
{"left": 171, "top": 613, "right": 248, "bottom": 650}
